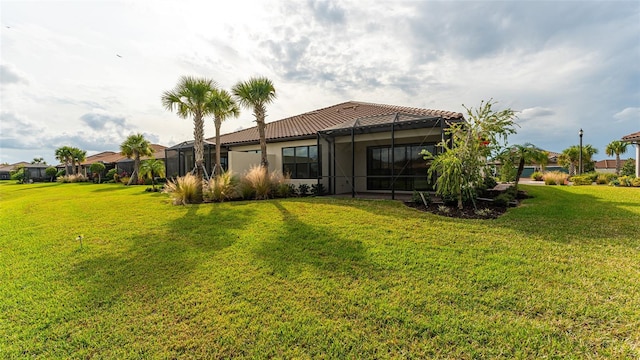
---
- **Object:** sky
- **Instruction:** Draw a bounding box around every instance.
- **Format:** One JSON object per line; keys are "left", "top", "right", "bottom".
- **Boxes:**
{"left": 1, "top": 0, "right": 639, "bottom": 165}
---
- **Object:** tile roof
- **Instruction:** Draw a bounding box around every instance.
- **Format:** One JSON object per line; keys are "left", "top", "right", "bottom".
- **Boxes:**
{"left": 212, "top": 101, "right": 464, "bottom": 146}
{"left": 0, "top": 161, "right": 30, "bottom": 172}
{"left": 595, "top": 159, "right": 631, "bottom": 169}
{"left": 75, "top": 145, "right": 168, "bottom": 165}
{"left": 117, "top": 144, "right": 168, "bottom": 162}
{"left": 622, "top": 131, "right": 640, "bottom": 143}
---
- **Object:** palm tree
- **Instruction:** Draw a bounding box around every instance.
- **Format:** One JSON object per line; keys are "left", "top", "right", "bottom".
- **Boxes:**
{"left": 605, "top": 140, "right": 628, "bottom": 175}
{"left": 558, "top": 145, "right": 598, "bottom": 175}
{"left": 500, "top": 143, "right": 546, "bottom": 190}
{"left": 209, "top": 88, "right": 240, "bottom": 176}
{"left": 139, "top": 158, "right": 166, "bottom": 191}
{"left": 70, "top": 147, "right": 86, "bottom": 176}
{"left": 232, "top": 77, "right": 276, "bottom": 168}
{"left": 162, "top": 76, "right": 217, "bottom": 201}
{"left": 120, "top": 133, "right": 153, "bottom": 185}
{"left": 55, "top": 146, "right": 74, "bottom": 175}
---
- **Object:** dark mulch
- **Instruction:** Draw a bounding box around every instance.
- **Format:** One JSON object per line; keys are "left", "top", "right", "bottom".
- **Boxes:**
{"left": 404, "top": 189, "right": 531, "bottom": 220}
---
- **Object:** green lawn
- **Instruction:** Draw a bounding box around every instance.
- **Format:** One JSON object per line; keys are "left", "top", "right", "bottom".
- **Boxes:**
{"left": 1, "top": 181, "right": 638, "bottom": 358}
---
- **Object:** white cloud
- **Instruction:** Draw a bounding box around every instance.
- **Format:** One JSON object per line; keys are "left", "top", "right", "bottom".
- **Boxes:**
{"left": 0, "top": 0, "right": 638, "bottom": 164}
{"left": 613, "top": 107, "right": 640, "bottom": 122}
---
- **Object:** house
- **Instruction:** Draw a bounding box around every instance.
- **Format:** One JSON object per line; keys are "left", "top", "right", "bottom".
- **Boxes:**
{"left": 115, "top": 144, "right": 167, "bottom": 176}
{"left": 622, "top": 131, "right": 640, "bottom": 177}
{"left": 60, "top": 144, "right": 167, "bottom": 179}
{"left": 165, "top": 101, "right": 465, "bottom": 198}
{"left": 593, "top": 159, "right": 632, "bottom": 174}
{"left": 519, "top": 151, "right": 567, "bottom": 178}
{"left": 0, "top": 162, "right": 51, "bottom": 182}
{"left": 0, "top": 162, "right": 30, "bottom": 180}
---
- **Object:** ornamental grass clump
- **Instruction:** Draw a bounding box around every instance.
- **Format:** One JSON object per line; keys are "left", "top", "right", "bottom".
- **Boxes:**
{"left": 163, "top": 173, "right": 201, "bottom": 205}
{"left": 543, "top": 171, "right": 568, "bottom": 185}
{"left": 57, "top": 174, "right": 87, "bottom": 183}
{"left": 242, "top": 165, "right": 271, "bottom": 200}
{"left": 204, "top": 171, "right": 238, "bottom": 202}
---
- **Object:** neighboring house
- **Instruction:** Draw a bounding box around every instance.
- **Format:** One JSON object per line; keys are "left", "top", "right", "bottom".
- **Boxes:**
{"left": 0, "top": 162, "right": 30, "bottom": 180}
{"left": 622, "top": 131, "right": 640, "bottom": 177}
{"left": 165, "top": 101, "right": 465, "bottom": 198}
{"left": 593, "top": 159, "right": 631, "bottom": 174}
{"left": 79, "top": 151, "right": 121, "bottom": 177}
{"left": 22, "top": 163, "right": 51, "bottom": 182}
{"left": 519, "top": 151, "right": 567, "bottom": 178}
{"left": 58, "top": 144, "right": 167, "bottom": 179}
{"left": 116, "top": 144, "right": 167, "bottom": 176}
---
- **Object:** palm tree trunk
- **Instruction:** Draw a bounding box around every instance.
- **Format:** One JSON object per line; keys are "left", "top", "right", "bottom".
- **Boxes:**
{"left": 128, "top": 153, "right": 140, "bottom": 185}
{"left": 192, "top": 113, "right": 205, "bottom": 203}
{"left": 515, "top": 157, "right": 525, "bottom": 190}
{"left": 215, "top": 121, "right": 222, "bottom": 177}
{"left": 616, "top": 153, "right": 620, "bottom": 175}
{"left": 194, "top": 114, "right": 205, "bottom": 176}
{"left": 255, "top": 105, "right": 268, "bottom": 169}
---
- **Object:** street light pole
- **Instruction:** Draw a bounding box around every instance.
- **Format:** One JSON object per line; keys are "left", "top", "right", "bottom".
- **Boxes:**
{"left": 579, "top": 128, "right": 584, "bottom": 175}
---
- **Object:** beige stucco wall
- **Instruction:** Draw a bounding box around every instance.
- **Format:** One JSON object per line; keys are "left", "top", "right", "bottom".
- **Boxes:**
{"left": 228, "top": 138, "right": 323, "bottom": 187}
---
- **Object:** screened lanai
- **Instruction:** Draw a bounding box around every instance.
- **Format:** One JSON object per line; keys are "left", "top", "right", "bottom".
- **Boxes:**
{"left": 165, "top": 139, "right": 227, "bottom": 179}
{"left": 317, "top": 112, "right": 461, "bottom": 199}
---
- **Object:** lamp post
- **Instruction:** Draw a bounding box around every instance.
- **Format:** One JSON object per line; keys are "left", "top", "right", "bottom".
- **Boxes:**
{"left": 578, "top": 128, "right": 584, "bottom": 175}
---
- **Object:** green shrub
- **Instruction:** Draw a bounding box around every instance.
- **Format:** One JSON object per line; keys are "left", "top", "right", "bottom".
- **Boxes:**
{"left": 105, "top": 168, "right": 117, "bottom": 181}
{"left": 205, "top": 171, "right": 238, "bottom": 202}
{"left": 45, "top": 167, "right": 58, "bottom": 181}
{"left": 56, "top": 169, "right": 66, "bottom": 177}
{"left": 275, "top": 183, "right": 295, "bottom": 198}
{"left": 583, "top": 172, "right": 598, "bottom": 182}
{"left": 618, "top": 176, "right": 633, "bottom": 187}
{"left": 10, "top": 167, "right": 25, "bottom": 182}
{"left": 474, "top": 208, "right": 493, "bottom": 217}
{"left": 596, "top": 173, "right": 617, "bottom": 185}
{"left": 570, "top": 175, "right": 593, "bottom": 186}
{"left": 493, "top": 193, "right": 514, "bottom": 207}
{"left": 311, "top": 183, "right": 326, "bottom": 196}
{"left": 530, "top": 171, "right": 544, "bottom": 181}
{"left": 163, "top": 173, "right": 201, "bottom": 205}
{"left": 297, "top": 184, "right": 310, "bottom": 197}
{"left": 632, "top": 177, "right": 640, "bottom": 187}
{"left": 621, "top": 159, "right": 636, "bottom": 176}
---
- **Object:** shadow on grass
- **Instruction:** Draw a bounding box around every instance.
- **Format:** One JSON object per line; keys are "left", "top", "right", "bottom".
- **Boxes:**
{"left": 91, "top": 185, "right": 133, "bottom": 192}
{"left": 15, "top": 182, "right": 64, "bottom": 190}
{"left": 253, "top": 200, "right": 376, "bottom": 279}
{"left": 68, "top": 201, "right": 256, "bottom": 311}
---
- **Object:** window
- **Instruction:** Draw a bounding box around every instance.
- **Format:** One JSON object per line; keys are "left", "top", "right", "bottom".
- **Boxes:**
{"left": 283, "top": 145, "right": 319, "bottom": 179}
{"left": 366, "top": 144, "right": 435, "bottom": 191}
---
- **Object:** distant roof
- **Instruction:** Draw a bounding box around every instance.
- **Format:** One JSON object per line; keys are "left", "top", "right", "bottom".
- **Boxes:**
{"left": 0, "top": 161, "right": 30, "bottom": 172}
{"left": 81, "top": 151, "right": 119, "bottom": 165}
{"left": 622, "top": 131, "right": 640, "bottom": 143}
{"left": 595, "top": 159, "right": 632, "bottom": 169}
{"left": 212, "top": 101, "right": 464, "bottom": 146}
{"left": 117, "top": 144, "right": 168, "bottom": 163}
